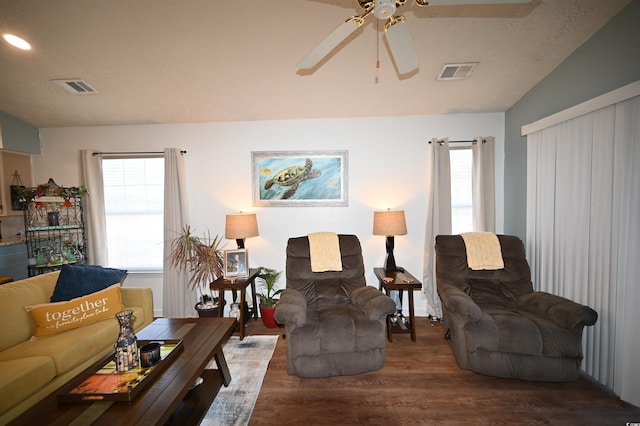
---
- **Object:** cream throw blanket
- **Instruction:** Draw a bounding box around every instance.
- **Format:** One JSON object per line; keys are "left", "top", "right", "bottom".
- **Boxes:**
{"left": 308, "top": 232, "right": 343, "bottom": 272}
{"left": 460, "top": 232, "right": 504, "bottom": 270}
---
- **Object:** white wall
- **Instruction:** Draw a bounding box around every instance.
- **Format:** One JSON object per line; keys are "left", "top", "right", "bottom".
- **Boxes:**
{"left": 36, "top": 113, "right": 505, "bottom": 317}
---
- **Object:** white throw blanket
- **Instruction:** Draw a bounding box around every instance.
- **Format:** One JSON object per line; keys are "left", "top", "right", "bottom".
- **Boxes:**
{"left": 308, "top": 232, "right": 343, "bottom": 272}
{"left": 460, "top": 232, "right": 504, "bottom": 270}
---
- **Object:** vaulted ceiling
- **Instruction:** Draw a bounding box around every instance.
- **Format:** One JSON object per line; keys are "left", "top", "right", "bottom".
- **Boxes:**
{"left": 0, "top": 0, "right": 630, "bottom": 128}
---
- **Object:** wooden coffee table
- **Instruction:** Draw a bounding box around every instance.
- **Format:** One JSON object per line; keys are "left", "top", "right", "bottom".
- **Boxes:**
{"left": 9, "top": 317, "right": 236, "bottom": 426}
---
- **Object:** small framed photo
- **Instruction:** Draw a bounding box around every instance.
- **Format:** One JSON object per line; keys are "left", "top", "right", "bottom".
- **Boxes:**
{"left": 223, "top": 249, "right": 249, "bottom": 279}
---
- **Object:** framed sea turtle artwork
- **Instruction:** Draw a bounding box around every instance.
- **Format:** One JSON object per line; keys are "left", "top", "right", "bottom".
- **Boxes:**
{"left": 251, "top": 150, "right": 348, "bottom": 207}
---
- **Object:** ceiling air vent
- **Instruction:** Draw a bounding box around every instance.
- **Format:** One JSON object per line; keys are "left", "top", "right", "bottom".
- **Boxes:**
{"left": 437, "top": 63, "right": 479, "bottom": 81}
{"left": 51, "top": 79, "right": 99, "bottom": 94}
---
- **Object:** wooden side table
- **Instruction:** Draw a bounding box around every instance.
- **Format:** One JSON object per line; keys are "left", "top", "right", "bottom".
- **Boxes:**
{"left": 374, "top": 267, "right": 422, "bottom": 342}
{"left": 210, "top": 268, "right": 260, "bottom": 340}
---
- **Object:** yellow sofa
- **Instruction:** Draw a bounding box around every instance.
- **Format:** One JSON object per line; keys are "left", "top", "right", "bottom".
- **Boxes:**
{"left": 0, "top": 271, "right": 154, "bottom": 424}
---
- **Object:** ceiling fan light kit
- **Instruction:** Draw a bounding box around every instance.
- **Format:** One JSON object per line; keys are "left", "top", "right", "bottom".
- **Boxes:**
{"left": 373, "top": 0, "right": 397, "bottom": 19}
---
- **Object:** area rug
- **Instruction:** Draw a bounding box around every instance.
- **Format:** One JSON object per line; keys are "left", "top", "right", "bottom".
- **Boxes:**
{"left": 201, "top": 335, "right": 279, "bottom": 426}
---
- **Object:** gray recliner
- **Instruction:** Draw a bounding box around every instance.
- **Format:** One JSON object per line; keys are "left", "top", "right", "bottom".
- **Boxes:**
{"left": 435, "top": 234, "right": 598, "bottom": 381}
{"left": 274, "top": 234, "right": 396, "bottom": 378}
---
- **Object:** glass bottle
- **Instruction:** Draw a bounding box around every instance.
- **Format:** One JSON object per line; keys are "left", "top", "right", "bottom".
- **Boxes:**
{"left": 48, "top": 241, "right": 64, "bottom": 266}
{"left": 62, "top": 243, "right": 77, "bottom": 263}
{"left": 115, "top": 309, "right": 139, "bottom": 372}
{"left": 35, "top": 247, "right": 48, "bottom": 267}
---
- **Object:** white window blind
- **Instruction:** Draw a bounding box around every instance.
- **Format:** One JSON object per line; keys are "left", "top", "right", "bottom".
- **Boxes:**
{"left": 450, "top": 148, "right": 473, "bottom": 234}
{"left": 102, "top": 157, "right": 164, "bottom": 270}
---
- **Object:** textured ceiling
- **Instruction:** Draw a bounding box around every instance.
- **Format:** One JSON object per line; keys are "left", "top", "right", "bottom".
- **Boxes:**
{"left": 0, "top": 0, "right": 630, "bottom": 128}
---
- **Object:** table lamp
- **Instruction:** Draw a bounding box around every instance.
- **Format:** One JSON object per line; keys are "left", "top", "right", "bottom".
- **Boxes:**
{"left": 225, "top": 213, "right": 259, "bottom": 249}
{"left": 373, "top": 209, "right": 407, "bottom": 272}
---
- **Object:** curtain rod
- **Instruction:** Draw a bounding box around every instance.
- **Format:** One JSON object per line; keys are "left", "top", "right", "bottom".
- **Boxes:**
{"left": 92, "top": 150, "right": 186, "bottom": 156}
{"left": 428, "top": 139, "right": 487, "bottom": 145}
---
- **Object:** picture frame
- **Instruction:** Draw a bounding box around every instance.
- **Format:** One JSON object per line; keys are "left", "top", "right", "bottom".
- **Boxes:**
{"left": 10, "top": 185, "right": 26, "bottom": 210}
{"left": 223, "top": 249, "right": 249, "bottom": 279}
{"left": 252, "top": 150, "right": 348, "bottom": 207}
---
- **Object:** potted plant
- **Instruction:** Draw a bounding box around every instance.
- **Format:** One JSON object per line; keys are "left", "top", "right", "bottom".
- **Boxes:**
{"left": 168, "top": 224, "right": 225, "bottom": 317}
{"left": 256, "top": 267, "right": 283, "bottom": 328}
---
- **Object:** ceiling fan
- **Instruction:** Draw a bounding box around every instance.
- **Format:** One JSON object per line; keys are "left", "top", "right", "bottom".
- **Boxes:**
{"left": 297, "top": 0, "right": 533, "bottom": 76}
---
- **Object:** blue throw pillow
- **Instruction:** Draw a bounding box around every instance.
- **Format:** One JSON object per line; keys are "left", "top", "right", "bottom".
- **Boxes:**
{"left": 50, "top": 264, "right": 128, "bottom": 302}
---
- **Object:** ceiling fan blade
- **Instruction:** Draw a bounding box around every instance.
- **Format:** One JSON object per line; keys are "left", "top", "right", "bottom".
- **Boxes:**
{"left": 384, "top": 17, "right": 419, "bottom": 75}
{"left": 297, "top": 18, "right": 363, "bottom": 70}
{"left": 425, "top": 0, "right": 532, "bottom": 5}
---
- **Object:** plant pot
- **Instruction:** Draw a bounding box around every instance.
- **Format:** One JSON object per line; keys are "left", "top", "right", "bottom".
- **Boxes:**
{"left": 259, "top": 303, "right": 279, "bottom": 328}
{"left": 195, "top": 299, "right": 226, "bottom": 318}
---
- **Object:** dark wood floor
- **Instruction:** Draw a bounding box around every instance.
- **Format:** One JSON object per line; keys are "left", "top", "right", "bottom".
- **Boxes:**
{"left": 239, "top": 317, "right": 640, "bottom": 425}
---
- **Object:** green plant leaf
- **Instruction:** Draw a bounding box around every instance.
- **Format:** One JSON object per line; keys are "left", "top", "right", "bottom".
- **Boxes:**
{"left": 168, "top": 225, "right": 224, "bottom": 292}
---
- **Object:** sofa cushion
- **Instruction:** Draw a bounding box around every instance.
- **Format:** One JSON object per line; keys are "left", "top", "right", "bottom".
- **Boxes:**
{"left": 469, "top": 279, "right": 519, "bottom": 309}
{"left": 0, "top": 357, "right": 56, "bottom": 415}
{"left": 314, "top": 279, "right": 350, "bottom": 307}
{"left": 289, "top": 306, "right": 386, "bottom": 357}
{"left": 0, "top": 272, "right": 59, "bottom": 352}
{"left": 26, "top": 284, "right": 125, "bottom": 338}
{"left": 491, "top": 310, "right": 543, "bottom": 355}
{"left": 51, "top": 264, "right": 127, "bottom": 302}
{"left": 0, "top": 305, "right": 145, "bottom": 375}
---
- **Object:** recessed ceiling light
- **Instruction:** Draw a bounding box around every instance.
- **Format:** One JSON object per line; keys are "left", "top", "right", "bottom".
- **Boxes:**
{"left": 2, "top": 33, "right": 31, "bottom": 50}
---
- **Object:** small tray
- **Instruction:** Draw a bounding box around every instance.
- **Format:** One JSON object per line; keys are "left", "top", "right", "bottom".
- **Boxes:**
{"left": 57, "top": 339, "right": 183, "bottom": 403}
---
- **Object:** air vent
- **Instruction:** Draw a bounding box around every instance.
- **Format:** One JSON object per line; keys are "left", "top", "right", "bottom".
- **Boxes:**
{"left": 437, "top": 63, "right": 478, "bottom": 81}
{"left": 51, "top": 79, "right": 99, "bottom": 94}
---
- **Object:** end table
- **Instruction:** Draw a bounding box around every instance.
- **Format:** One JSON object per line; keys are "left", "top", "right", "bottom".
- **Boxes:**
{"left": 374, "top": 267, "right": 422, "bottom": 342}
{"left": 210, "top": 268, "right": 260, "bottom": 340}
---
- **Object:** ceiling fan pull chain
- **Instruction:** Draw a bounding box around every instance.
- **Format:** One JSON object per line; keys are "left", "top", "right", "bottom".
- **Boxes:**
{"left": 375, "top": 19, "right": 381, "bottom": 84}
{"left": 376, "top": 19, "right": 381, "bottom": 69}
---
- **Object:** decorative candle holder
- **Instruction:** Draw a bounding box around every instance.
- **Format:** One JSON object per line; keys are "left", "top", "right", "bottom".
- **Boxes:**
{"left": 115, "top": 309, "right": 139, "bottom": 372}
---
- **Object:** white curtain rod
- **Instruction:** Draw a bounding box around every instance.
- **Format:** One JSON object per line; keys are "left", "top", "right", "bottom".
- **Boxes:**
{"left": 92, "top": 150, "right": 186, "bottom": 156}
{"left": 428, "top": 139, "right": 487, "bottom": 145}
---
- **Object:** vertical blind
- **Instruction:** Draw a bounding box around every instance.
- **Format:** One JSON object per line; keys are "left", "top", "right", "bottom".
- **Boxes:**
{"left": 525, "top": 94, "right": 640, "bottom": 407}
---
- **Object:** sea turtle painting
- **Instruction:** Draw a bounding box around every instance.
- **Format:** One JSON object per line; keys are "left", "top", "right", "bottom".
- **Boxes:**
{"left": 264, "top": 158, "right": 321, "bottom": 199}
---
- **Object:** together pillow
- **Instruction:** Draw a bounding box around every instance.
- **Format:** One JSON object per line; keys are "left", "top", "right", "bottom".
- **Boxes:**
{"left": 51, "top": 264, "right": 127, "bottom": 302}
{"left": 26, "top": 283, "right": 125, "bottom": 339}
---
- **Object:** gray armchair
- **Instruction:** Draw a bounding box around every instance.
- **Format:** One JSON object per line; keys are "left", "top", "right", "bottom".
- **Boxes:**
{"left": 435, "top": 234, "right": 598, "bottom": 381}
{"left": 275, "top": 234, "right": 396, "bottom": 378}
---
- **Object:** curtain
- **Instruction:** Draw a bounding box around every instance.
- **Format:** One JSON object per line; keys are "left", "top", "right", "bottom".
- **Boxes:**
{"left": 80, "top": 150, "right": 108, "bottom": 266}
{"left": 472, "top": 136, "right": 495, "bottom": 232}
{"left": 162, "top": 148, "right": 193, "bottom": 318}
{"left": 423, "top": 138, "right": 451, "bottom": 319}
{"left": 526, "top": 96, "right": 640, "bottom": 407}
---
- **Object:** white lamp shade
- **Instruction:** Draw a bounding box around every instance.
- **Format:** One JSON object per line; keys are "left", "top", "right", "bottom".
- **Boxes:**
{"left": 225, "top": 213, "right": 259, "bottom": 240}
{"left": 373, "top": 210, "right": 407, "bottom": 236}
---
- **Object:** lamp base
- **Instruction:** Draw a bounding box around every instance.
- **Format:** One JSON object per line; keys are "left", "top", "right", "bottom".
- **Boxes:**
{"left": 383, "top": 236, "right": 405, "bottom": 273}
{"left": 236, "top": 239, "right": 245, "bottom": 249}
{"left": 384, "top": 263, "right": 405, "bottom": 273}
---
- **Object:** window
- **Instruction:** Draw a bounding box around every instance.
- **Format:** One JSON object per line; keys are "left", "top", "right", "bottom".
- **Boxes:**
{"left": 102, "top": 157, "right": 164, "bottom": 270}
{"left": 450, "top": 148, "right": 473, "bottom": 234}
